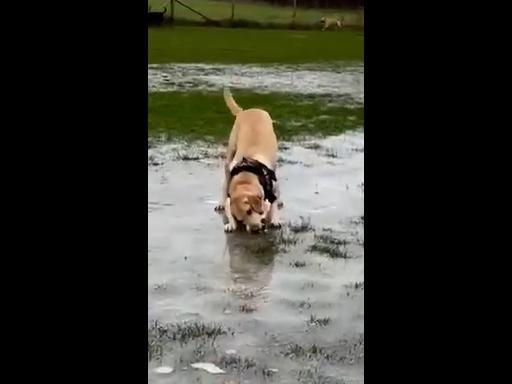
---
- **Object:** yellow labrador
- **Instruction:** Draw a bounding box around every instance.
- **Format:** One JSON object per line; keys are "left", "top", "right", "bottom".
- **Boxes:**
{"left": 320, "top": 16, "right": 343, "bottom": 31}
{"left": 215, "top": 88, "right": 281, "bottom": 233}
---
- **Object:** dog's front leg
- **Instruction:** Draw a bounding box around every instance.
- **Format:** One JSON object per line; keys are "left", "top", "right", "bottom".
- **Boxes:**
{"left": 223, "top": 197, "right": 238, "bottom": 232}
{"left": 268, "top": 201, "right": 282, "bottom": 229}
{"left": 215, "top": 162, "right": 231, "bottom": 211}
{"left": 272, "top": 180, "right": 284, "bottom": 209}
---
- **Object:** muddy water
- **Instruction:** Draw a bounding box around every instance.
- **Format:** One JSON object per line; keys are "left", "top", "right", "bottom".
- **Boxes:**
{"left": 148, "top": 63, "right": 364, "bottom": 102}
{"left": 148, "top": 131, "right": 364, "bottom": 383}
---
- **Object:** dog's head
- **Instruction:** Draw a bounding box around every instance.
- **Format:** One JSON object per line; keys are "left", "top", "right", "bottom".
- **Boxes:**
{"left": 320, "top": 17, "right": 326, "bottom": 23}
{"left": 230, "top": 188, "right": 271, "bottom": 232}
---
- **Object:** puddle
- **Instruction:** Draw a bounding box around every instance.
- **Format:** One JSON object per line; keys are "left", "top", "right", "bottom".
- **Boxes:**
{"left": 148, "top": 63, "right": 364, "bottom": 102}
{"left": 148, "top": 131, "right": 364, "bottom": 383}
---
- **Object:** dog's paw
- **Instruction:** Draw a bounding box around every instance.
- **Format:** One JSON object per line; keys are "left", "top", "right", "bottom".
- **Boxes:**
{"left": 214, "top": 204, "right": 225, "bottom": 212}
{"left": 224, "top": 222, "right": 237, "bottom": 232}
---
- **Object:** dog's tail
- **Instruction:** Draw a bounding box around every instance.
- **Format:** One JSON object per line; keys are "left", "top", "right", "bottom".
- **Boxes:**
{"left": 223, "top": 87, "right": 243, "bottom": 116}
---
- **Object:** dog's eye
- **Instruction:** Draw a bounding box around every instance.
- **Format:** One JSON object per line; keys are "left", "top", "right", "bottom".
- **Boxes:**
{"left": 246, "top": 209, "right": 252, "bottom": 215}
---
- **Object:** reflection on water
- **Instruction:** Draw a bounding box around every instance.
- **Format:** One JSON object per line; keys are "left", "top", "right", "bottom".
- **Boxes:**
{"left": 225, "top": 232, "right": 277, "bottom": 312}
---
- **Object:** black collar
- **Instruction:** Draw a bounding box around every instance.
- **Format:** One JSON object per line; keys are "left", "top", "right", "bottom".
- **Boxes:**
{"left": 229, "top": 157, "right": 277, "bottom": 204}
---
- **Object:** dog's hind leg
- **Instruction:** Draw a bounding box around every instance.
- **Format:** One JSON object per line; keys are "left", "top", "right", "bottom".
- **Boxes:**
{"left": 268, "top": 178, "right": 282, "bottom": 227}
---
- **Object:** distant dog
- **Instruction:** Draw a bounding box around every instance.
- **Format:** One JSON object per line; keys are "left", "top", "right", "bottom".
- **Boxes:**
{"left": 148, "top": 7, "right": 167, "bottom": 25}
{"left": 320, "top": 16, "right": 343, "bottom": 31}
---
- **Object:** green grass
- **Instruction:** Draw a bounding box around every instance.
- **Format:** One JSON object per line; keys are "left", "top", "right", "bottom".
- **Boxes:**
{"left": 148, "top": 0, "right": 363, "bottom": 27}
{"left": 148, "top": 26, "right": 363, "bottom": 64}
{"left": 148, "top": 91, "right": 364, "bottom": 141}
{"left": 147, "top": 3, "right": 364, "bottom": 141}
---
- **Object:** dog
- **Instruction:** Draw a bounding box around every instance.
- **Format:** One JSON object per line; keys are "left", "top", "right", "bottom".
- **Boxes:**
{"left": 215, "top": 88, "right": 281, "bottom": 233}
{"left": 320, "top": 16, "right": 343, "bottom": 31}
{"left": 148, "top": 7, "right": 166, "bottom": 25}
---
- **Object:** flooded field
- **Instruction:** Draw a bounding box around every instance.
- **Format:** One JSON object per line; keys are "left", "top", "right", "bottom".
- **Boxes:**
{"left": 148, "top": 61, "right": 363, "bottom": 383}
{"left": 148, "top": 63, "right": 364, "bottom": 104}
{"left": 148, "top": 132, "right": 364, "bottom": 384}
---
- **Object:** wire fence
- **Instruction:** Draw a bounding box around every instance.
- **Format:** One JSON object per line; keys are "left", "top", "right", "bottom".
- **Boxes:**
{"left": 147, "top": 0, "right": 364, "bottom": 30}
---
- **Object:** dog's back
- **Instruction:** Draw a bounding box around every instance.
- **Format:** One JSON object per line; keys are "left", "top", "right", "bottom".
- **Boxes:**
{"left": 224, "top": 89, "right": 277, "bottom": 169}
{"left": 235, "top": 109, "right": 277, "bottom": 167}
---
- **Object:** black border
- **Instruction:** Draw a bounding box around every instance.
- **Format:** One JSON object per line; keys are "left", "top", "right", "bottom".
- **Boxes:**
{"left": 365, "top": 1, "right": 486, "bottom": 382}
{"left": 6, "top": 2, "right": 148, "bottom": 381}
{"left": 6, "top": 0, "right": 497, "bottom": 382}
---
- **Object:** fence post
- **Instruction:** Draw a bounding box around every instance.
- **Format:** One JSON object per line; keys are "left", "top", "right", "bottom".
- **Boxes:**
{"left": 170, "top": 0, "right": 175, "bottom": 21}
{"left": 292, "top": 0, "right": 297, "bottom": 24}
{"left": 231, "top": 1, "right": 235, "bottom": 21}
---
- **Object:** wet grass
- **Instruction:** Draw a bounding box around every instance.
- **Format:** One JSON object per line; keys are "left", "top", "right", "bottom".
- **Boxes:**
{"left": 308, "top": 231, "right": 351, "bottom": 259}
{"left": 323, "top": 147, "right": 340, "bottom": 158}
{"left": 277, "top": 157, "right": 302, "bottom": 166}
{"left": 299, "top": 300, "right": 312, "bottom": 311}
{"left": 219, "top": 353, "right": 257, "bottom": 372}
{"left": 353, "top": 281, "right": 364, "bottom": 290}
{"left": 175, "top": 152, "right": 202, "bottom": 161}
{"left": 152, "top": 283, "right": 167, "bottom": 292}
{"left": 148, "top": 320, "right": 229, "bottom": 357}
{"left": 239, "top": 303, "right": 257, "bottom": 313}
{"left": 288, "top": 216, "right": 315, "bottom": 233}
{"left": 308, "top": 314, "right": 331, "bottom": 327}
{"left": 234, "top": 230, "right": 300, "bottom": 261}
{"left": 351, "top": 215, "right": 364, "bottom": 225}
{"left": 290, "top": 260, "right": 307, "bottom": 268}
{"left": 298, "top": 366, "right": 344, "bottom": 384}
{"left": 284, "top": 343, "right": 336, "bottom": 361}
{"left": 302, "top": 142, "right": 323, "bottom": 150}
{"left": 283, "top": 335, "right": 364, "bottom": 364}
{"left": 149, "top": 26, "right": 363, "bottom": 64}
{"left": 308, "top": 242, "right": 349, "bottom": 259}
{"left": 148, "top": 91, "right": 364, "bottom": 140}
{"left": 314, "top": 233, "right": 349, "bottom": 247}
{"left": 275, "top": 230, "right": 300, "bottom": 247}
